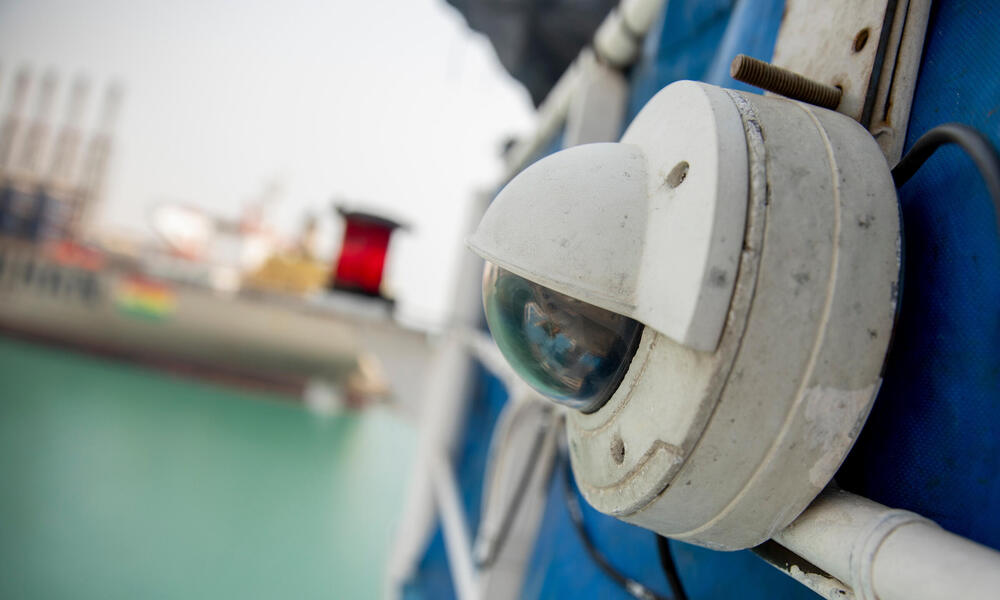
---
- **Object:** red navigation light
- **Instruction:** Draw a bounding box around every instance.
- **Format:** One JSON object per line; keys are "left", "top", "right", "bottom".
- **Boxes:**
{"left": 330, "top": 208, "right": 405, "bottom": 297}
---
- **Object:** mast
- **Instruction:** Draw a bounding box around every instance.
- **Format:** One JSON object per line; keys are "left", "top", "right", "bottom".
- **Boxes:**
{"left": 14, "top": 69, "right": 58, "bottom": 179}
{"left": 0, "top": 67, "right": 32, "bottom": 174}
{"left": 71, "top": 81, "right": 122, "bottom": 238}
{"left": 48, "top": 75, "right": 90, "bottom": 188}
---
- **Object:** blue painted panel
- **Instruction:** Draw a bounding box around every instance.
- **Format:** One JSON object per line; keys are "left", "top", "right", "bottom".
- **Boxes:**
{"left": 522, "top": 458, "right": 816, "bottom": 600}
{"left": 402, "top": 527, "right": 454, "bottom": 600}
{"left": 702, "top": 0, "right": 785, "bottom": 91}
{"left": 522, "top": 464, "right": 672, "bottom": 600}
{"left": 403, "top": 364, "right": 509, "bottom": 600}
{"left": 625, "top": 0, "right": 734, "bottom": 125}
{"left": 837, "top": 0, "right": 1000, "bottom": 550}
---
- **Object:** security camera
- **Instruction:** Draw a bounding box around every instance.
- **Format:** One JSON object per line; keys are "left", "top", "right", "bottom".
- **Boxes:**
{"left": 468, "top": 81, "right": 900, "bottom": 550}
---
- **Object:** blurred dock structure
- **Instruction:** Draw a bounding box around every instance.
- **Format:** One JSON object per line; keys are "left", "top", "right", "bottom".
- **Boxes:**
{"left": 0, "top": 65, "right": 122, "bottom": 241}
{"left": 0, "top": 64, "right": 433, "bottom": 417}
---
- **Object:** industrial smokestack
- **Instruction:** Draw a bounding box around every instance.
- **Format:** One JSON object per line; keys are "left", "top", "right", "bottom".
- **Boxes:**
{"left": 70, "top": 81, "right": 123, "bottom": 237}
{"left": 48, "top": 76, "right": 90, "bottom": 188}
{"left": 14, "top": 69, "right": 58, "bottom": 178}
{"left": 0, "top": 67, "right": 32, "bottom": 173}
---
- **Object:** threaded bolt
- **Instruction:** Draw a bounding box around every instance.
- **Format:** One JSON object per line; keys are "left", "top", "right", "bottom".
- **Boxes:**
{"left": 730, "top": 54, "right": 842, "bottom": 111}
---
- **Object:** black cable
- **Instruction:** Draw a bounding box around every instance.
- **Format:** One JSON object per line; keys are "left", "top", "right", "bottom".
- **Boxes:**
{"left": 475, "top": 415, "right": 549, "bottom": 568}
{"left": 560, "top": 451, "right": 680, "bottom": 600}
{"left": 891, "top": 123, "right": 1000, "bottom": 234}
{"left": 656, "top": 535, "right": 689, "bottom": 600}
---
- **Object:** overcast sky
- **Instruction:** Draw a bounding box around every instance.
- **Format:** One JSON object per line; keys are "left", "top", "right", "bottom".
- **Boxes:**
{"left": 0, "top": 0, "right": 535, "bottom": 326}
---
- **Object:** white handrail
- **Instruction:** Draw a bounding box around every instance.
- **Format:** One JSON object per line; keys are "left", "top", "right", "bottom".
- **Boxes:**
{"left": 430, "top": 452, "right": 482, "bottom": 600}
{"left": 775, "top": 488, "right": 1000, "bottom": 600}
{"left": 503, "top": 0, "right": 668, "bottom": 177}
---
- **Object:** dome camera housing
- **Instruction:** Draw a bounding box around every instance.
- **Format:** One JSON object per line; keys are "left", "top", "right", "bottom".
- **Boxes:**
{"left": 468, "top": 81, "right": 900, "bottom": 550}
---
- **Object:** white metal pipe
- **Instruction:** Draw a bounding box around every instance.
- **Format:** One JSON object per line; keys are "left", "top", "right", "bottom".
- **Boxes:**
{"left": 462, "top": 328, "right": 520, "bottom": 392}
{"left": 563, "top": 57, "right": 628, "bottom": 147}
{"left": 474, "top": 400, "right": 559, "bottom": 600}
{"left": 620, "top": 0, "right": 668, "bottom": 33}
{"left": 430, "top": 452, "right": 481, "bottom": 600}
{"left": 752, "top": 540, "right": 855, "bottom": 600}
{"left": 504, "top": 0, "right": 667, "bottom": 177}
{"left": 594, "top": 0, "right": 668, "bottom": 67}
{"left": 774, "top": 488, "right": 1000, "bottom": 600}
{"left": 384, "top": 194, "right": 487, "bottom": 599}
{"left": 874, "top": 518, "right": 1000, "bottom": 600}
{"left": 503, "top": 55, "right": 584, "bottom": 175}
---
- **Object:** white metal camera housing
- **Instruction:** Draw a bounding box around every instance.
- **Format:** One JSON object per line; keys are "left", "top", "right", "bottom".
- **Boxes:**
{"left": 468, "top": 81, "right": 900, "bottom": 550}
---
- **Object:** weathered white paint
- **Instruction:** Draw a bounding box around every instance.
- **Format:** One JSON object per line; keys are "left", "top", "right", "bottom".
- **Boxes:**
{"left": 475, "top": 84, "right": 900, "bottom": 550}
{"left": 470, "top": 82, "right": 750, "bottom": 353}
{"left": 777, "top": 489, "right": 1000, "bottom": 600}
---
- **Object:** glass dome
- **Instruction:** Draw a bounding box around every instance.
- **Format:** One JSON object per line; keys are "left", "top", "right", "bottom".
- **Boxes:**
{"left": 482, "top": 262, "right": 644, "bottom": 413}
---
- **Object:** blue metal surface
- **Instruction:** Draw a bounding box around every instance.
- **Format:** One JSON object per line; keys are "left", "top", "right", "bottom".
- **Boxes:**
{"left": 837, "top": 0, "right": 1000, "bottom": 550}
{"left": 625, "top": 0, "right": 734, "bottom": 125}
{"left": 403, "top": 364, "right": 509, "bottom": 600}
{"left": 702, "top": 0, "right": 784, "bottom": 90}
{"left": 522, "top": 458, "right": 816, "bottom": 600}
{"left": 407, "top": 0, "right": 1000, "bottom": 597}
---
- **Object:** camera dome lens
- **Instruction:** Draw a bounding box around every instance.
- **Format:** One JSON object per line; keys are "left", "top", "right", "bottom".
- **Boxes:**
{"left": 482, "top": 262, "right": 643, "bottom": 412}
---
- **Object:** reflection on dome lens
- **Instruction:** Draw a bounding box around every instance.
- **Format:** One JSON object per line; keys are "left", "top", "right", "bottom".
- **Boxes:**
{"left": 482, "top": 263, "right": 644, "bottom": 413}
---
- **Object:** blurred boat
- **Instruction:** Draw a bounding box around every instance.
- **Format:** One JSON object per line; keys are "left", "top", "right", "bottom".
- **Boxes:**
{"left": 0, "top": 237, "right": 370, "bottom": 396}
{"left": 0, "top": 68, "right": 429, "bottom": 407}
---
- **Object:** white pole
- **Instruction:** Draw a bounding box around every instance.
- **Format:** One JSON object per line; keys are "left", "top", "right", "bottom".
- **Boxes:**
{"left": 383, "top": 194, "right": 487, "bottom": 599}
{"left": 774, "top": 488, "right": 1000, "bottom": 600}
{"left": 430, "top": 452, "right": 481, "bottom": 600}
{"left": 503, "top": 0, "right": 668, "bottom": 177}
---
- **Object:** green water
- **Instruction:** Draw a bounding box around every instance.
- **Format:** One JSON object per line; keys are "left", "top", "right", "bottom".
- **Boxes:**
{"left": 0, "top": 336, "right": 416, "bottom": 599}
